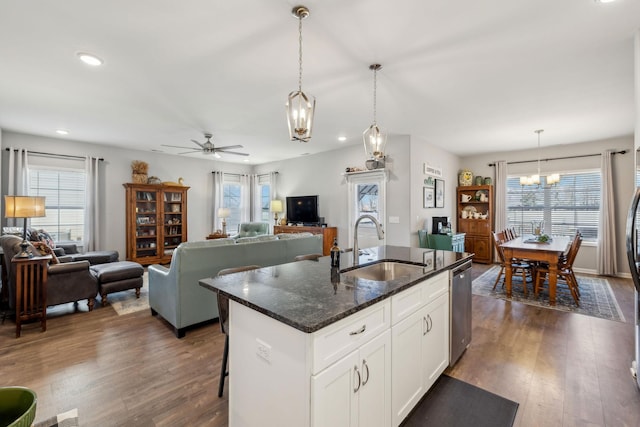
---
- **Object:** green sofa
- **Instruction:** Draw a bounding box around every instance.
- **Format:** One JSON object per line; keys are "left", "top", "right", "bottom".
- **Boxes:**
{"left": 148, "top": 233, "right": 323, "bottom": 337}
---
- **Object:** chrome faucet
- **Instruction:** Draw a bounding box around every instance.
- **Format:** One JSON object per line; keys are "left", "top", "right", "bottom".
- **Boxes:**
{"left": 353, "top": 214, "right": 385, "bottom": 265}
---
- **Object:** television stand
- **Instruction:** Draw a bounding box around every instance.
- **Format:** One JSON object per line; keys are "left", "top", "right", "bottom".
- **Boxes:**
{"left": 273, "top": 225, "right": 337, "bottom": 256}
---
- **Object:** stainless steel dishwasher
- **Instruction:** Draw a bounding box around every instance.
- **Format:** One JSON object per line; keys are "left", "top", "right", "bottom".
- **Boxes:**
{"left": 450, "top": 260, "right": 472, "bottom": 366}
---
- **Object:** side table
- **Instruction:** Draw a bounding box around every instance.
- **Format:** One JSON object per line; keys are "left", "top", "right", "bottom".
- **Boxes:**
{"left": 12, "top": 255, "right": 51, "bottom": 338}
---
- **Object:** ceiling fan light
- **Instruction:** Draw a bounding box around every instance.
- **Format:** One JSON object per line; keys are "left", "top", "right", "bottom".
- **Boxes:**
{"left": 286, "top": 89, "right": 315, "bottom": 142}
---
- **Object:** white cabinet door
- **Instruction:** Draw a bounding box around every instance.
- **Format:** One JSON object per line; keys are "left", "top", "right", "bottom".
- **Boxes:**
{"left": 391, "top": 309, "right": 425, "bottom": 427}
{"left": 312, "top": 330, "right": 391, "bottom": 427}
{"left": 422, "top": 293, "right": 450, "bottom": 391}
{"left": 312, "top": 350, "right": 359, "bottom": 427}
{"left": 358, "top": 330, "right": 391, "bottom": 427}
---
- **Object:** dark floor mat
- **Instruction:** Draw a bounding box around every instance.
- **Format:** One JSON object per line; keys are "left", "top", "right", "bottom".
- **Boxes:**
{"left": 401, "top": 375, "right": 518, "bottom": 427}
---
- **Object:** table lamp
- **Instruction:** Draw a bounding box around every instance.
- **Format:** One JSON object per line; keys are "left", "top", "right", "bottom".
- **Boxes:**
{"left": 270, "top": 200, "right": 283, "bottom": 225}
{"left": 218, "top": 207, "right": 230, "bottom": 236}
{"left": 4, "top": 195, "right": 46, "bottom": 258}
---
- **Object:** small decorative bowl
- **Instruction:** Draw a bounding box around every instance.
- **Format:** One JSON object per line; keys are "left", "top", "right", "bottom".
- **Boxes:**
{"left": 0, "top": 387, "right": 37, "bottom": 427}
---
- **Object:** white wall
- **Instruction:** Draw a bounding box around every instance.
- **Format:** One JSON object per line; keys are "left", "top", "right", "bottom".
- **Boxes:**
{"left": 1, "top": 130, "right": 252, "bottom": 257}
{"left": 254, "top": 135, "right": 413, "bottom": 249}
{"left": 409, "top": 136, "right": 461, "bottom": 247}
{"left": 459, "top": 135, "right": 635, "bottom": 274}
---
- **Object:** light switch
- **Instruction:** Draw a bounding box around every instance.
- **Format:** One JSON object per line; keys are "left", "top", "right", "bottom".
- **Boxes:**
{"left": 389, "top": 216, "right": 400, "bottom": 224}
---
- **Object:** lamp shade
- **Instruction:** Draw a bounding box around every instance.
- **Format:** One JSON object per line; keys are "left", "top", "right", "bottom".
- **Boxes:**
{"left": 217, "top": 207, "right": 231, "bottom": 219}
{"left": 4, "top": 196, "right": 46, "bottom": 218}
{"left": 270, "top": 200, "right": 283, "bottom": 213}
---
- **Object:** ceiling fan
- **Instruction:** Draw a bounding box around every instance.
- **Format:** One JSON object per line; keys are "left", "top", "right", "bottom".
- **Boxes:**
{"left": 162, "top": 133, "right": 249, "bottom": 158}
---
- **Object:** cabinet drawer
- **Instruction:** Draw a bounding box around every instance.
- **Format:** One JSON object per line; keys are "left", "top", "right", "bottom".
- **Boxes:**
{"left": 391, "top": 271, "right": 448, "bottom": 325}
{"left": 312, "top": 300, "right": 390, "bottom": 374}
{"left": 423, "top": 272, "right": 449, "bottom": 304}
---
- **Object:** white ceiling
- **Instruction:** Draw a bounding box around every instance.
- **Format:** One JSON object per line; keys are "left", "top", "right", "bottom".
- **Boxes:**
{"left": 0, "top": 0, "right": 638, "bottom": 164}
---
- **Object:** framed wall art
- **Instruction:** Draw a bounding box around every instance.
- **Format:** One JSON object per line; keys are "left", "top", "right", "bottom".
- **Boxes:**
{"left": 423, "top": 187, "right": 435, "bottom": 208}
{"left": 435, "top": 179, "right": 445, "bottom": 208}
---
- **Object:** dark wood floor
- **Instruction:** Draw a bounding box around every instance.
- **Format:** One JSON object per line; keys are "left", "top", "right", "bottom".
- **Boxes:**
{"left": 1, "top": 264, "right": 639, "bottom": 427}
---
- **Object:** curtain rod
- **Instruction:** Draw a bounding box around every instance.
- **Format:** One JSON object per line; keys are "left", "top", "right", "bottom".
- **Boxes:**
{"left": 211, "top": 171, "right": 278, "bottom": 174}
{"left": 5, "top": 147, "right": 104, "bottom": 161}
{"left": 488, "top": 150, "right": 626, "bottom": 167}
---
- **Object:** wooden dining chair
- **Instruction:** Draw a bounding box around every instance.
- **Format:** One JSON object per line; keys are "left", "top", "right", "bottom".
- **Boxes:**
{"left": 491, "top": 231, "right": 533, "bottom": 295}
{"left": 534, "top": 233, "right": 582, "bottom": 305}
{"left": 216, "top": 264, "right": 261, "bottom": 397}
{"left": 503, "top": 228, "right": 515, "bottom": 241}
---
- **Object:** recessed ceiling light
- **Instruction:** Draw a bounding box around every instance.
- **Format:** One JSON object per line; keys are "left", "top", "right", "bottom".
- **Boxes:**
{"left": 77, "top": 52, "right": 104, "bottom": 66}
{"left": 338, "top": 136, "right": 347, "bottom": 142}
{"left": 595, "top": 0, "right": 617, "bottom": 3}
{"left": 55, "top": 129, "right": 69, "bottom": 135}
{"left": 243, "top": 158, "right": 249, "bottom": 162}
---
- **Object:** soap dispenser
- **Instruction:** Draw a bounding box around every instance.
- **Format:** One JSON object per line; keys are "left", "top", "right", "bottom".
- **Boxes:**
{"left": 330, "top": 238, "right": 341, "bottom": 268}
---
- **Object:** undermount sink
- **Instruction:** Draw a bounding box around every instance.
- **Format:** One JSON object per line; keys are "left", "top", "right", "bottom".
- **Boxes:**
{"left": 342, "top": 261, "right": 426, "bottom": 282}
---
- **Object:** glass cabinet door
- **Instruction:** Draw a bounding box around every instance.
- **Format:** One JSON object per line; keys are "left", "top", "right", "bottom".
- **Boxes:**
{"left": 163, "top": 191, "right": 184, "bottom": 256}
{"left": 135, "top": 190, "right": 159, "bottom": 258}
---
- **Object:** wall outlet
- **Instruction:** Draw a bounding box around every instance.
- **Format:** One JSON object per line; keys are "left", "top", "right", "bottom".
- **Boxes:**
{"left": 389, "top": 216, "right": 400, "bottom": 224}
{"left": 256, "top": 338, "right": 271, "bottom": 363}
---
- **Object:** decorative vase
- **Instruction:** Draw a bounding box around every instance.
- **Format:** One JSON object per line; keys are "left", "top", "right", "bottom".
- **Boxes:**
{"left": 484, "top": 177, "right": 492, "bottom": 185}
{"left": 474, "top": 176, "right": 484, "bottom": 186}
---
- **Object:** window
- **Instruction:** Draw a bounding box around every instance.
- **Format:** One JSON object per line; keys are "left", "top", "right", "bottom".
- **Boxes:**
{"left": 257, "top": 174, "right": 271, "bottom": 223}
{"left": 28, "top": 167, "right": 86, "bottom": 243}
{"left": 506, "top": 171, "right": 600, "bottom": 242}
{"left": 223, "top": 175, "right": 242, "bottom": 234}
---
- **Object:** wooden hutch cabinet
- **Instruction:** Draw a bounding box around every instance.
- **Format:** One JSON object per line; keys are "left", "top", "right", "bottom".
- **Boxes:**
{"left": 124, "top": 183, "right": 189, "bottom": 265}
{"left": 456, "top": 185, "right": 494, "bottom": 264}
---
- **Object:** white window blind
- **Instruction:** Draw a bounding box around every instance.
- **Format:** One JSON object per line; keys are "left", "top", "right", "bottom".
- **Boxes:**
{"left": 506, "top": 171, "right": 600, "bottom": 242}
{"left": 28, "top": 168, "right": 86, "bottom": 243}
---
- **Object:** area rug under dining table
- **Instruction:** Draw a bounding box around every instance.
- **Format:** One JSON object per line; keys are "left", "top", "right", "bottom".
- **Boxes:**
{"left": 473, "top": 265, "right": 625, "bottom": 322}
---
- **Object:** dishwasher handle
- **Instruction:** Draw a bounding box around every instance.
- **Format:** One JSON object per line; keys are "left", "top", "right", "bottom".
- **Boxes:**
{"left": 453, "top": 261, "right": 472, "bottom": 277}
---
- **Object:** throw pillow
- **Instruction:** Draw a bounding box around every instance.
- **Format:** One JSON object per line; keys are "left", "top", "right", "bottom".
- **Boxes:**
{"left": 31, "top": 241, "right": 59, "bottom": 264}
{"left": 36, "top": 229, "right": 56, "bottom": 248}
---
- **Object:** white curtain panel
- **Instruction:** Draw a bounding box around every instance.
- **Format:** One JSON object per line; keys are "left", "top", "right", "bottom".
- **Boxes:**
{"left": 6, "top": 147, "right": 30, "bottom": 227}
{"left": 597, "top": 150, "right": 617, "bottom": 275}
{"left": 240, "top": 174, "right": 252, "bottom": 223}
{"left": 212, "top": 171, "right": 225, "bottom": 232}
{"left": 83, "top": 156, "right": 101, "bottom": 251}
{"left": 494, "top": 160, "right": 507, "bottom": 234}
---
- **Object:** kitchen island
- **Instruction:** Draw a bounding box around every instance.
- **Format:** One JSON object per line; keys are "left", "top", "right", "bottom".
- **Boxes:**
{"left": 200, "top": 245, "right": 472, "bottom": 427}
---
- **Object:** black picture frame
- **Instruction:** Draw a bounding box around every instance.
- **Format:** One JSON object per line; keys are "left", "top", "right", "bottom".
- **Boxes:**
{"left": 435, "top": 179, "right": 445, "bottom": 208}
{"left": 423, "top": 187, "right": 435, "bottom": 208}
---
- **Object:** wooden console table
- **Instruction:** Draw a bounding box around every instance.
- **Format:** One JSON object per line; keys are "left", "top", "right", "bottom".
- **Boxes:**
{"left": 273, "top": 225, "right": 337, "bottom": 256}
{"left": 12, "top": 255, "right": 51, "bottom": 338}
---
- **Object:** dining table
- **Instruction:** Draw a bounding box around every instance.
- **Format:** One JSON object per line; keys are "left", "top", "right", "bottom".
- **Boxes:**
{"left": 500, "top": 235, "right": 571, "bottom": 305}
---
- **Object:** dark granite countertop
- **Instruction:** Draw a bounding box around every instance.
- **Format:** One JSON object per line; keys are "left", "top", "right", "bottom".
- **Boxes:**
{"left": 199, "top": 245, "right": 473, "bottom": 333}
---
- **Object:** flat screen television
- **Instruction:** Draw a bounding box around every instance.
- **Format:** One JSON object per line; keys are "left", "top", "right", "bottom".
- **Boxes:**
{"left": 286, "top": 195, "right": 319, "bottom": 225}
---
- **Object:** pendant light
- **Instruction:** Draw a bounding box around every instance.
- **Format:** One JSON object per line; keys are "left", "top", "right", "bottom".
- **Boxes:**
{"left": 520, "top": 129, "right": 560, "bottom": 187}
{"left": 286, "top": 5, "right": 315, "bottom": 142}
{"left": 363, "top": 64, "right": 387, "bottom": 168}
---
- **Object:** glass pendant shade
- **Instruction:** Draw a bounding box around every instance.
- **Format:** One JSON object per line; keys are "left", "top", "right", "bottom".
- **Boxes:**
{"left": 363, "top": 124, "right": 387, "bottom": 159}
{"left": 287, "top": 90, "right": 315, "bottom": 142}
{"left": 286, "top": 5, "right": 315, "bottom": 143}
{"left": 363, "top": 63, "right": 386, "bottom": 160}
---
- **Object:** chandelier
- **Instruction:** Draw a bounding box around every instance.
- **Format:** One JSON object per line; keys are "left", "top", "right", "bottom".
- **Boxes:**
{"left": 286, "top": 5, "right": 315, "bottom": 142}
{"left": 363, "top": 64, "right": 387, "bottom": 166}
{"left": 520, "top": 129, "right": 560, "bottom": 186}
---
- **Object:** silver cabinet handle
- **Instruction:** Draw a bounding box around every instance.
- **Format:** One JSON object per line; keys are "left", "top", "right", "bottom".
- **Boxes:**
{"left": 362, "top": 359, "right": 370, "bottom": 386}
{"left": 349, "top": 325, "right": 366, "bottom": 335}
{"left": 427, "top": 314, "right": 433, "bottom": 332}
{"left": 423, "top": 316, "right": 428, "bottom": 335}
{"left": 354, "top": 365, "right": 361, "bottom": 393}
